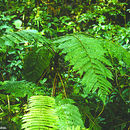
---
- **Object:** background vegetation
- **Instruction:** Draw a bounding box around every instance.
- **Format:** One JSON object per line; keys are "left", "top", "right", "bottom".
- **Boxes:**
{"left": 0, "top": 0, "right": 129, "bottom": 129}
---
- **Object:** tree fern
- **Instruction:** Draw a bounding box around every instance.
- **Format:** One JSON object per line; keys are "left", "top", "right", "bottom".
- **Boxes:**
{"left": 22, "top": 96, "right": 59, "bottom": 130}
{"left": 53, "top": 33, "right": 114, "bottom": 103}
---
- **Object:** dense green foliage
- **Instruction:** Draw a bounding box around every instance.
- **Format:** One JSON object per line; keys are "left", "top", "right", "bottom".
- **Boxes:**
{"left": 0, "top": 0, "right": 129, "bottom": 130}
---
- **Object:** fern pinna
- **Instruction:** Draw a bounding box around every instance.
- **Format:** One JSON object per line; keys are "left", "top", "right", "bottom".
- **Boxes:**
{"left": 54, "top": 33, "right": 114, "bottom": 103}
{"left": 56, "top": 104, "right": 84, "bottom": 130}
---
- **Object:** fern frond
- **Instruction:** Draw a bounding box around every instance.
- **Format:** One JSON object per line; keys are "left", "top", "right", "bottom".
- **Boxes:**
{"left": 0, "top": 80, "right": 35, "bottom": 98}
{"left": 101, "top": 40, "right": 130, "bottom": 66}
{"left": 54, "top": 33, "right": 113, "bottom": 103}
{"left": 22, "top": 96, "right": 59, "bottom": 130}
{"left": 0, "top": 30, "right": 54, "bottom": 53}
{"left": 56, "top": 104, "right": 84, "bottom": 130}
{"left": 0, "top": 30, "right": 47, "bottom": 45}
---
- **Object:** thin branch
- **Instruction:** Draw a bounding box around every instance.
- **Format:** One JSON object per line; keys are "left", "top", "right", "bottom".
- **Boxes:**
{"left": 96, "top": 103, "right": 104, "bottom": 119}
{"left": 37, "top": 68, "right": 49, "bottom": 85}
{"left": 52, "top": 73, "right": 57, "bottom": 96}
{"left": 7, "top": 95, "right": 10, "bottom": 112}
{"left": 57, "top": 72, "right": 67, "bottom": 98}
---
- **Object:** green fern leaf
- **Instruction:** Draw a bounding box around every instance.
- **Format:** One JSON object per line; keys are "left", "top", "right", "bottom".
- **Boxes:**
{"left": 22, "top": 96, "right": 59, "bottom": 130}
{"left": 101, "top": 39, "right": 130, "bottom": 66}
{"left": 54, "top": 33, "right": 113, "bottom": 103}
{"left": 0, "top": 30, "right": 50, "bottom": 46}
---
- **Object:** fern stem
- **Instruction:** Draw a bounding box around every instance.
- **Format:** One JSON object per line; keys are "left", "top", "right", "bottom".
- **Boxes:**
{"left": 85, "top": 113, "right": 96, "bottom": 127}
{"left": 73, "top": 34, "right": 96, "bottom": 75}
{"left": 7, "top": 94, "right": 11, "bottom": 122}
{"left": 52, "top": 73, "right": 57, "bottom": 96}
{"left": 73, "top": 34, "right": 88, "bottom": 54}
{"left": 96, "top": 103, "right": 104, "bottom": 119}
{"left": 0, "top": 72, "right": 4, "bottom": 81}
{"left": 7, "top": 95, "right": 10, "bottom": 112}
{"left": 58, "top": 72, "right": 67, "bottom": 98}
{"left": 115, "top": 69, "right": 119, "bottom": 86}
{"left": 37, "top": 68, "right": 48, "bottom": 85}
{"left": 0, "top": 107, "right": 3, "bottom": 112}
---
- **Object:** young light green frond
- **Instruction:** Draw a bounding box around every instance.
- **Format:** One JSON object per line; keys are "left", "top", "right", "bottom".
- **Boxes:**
{"left": 22, "top": 96, "right": 85, "bottom": 130}
{"left": 22, "top": 96, "right": 59, "bottom": 130}
{"left": 54, "top": 33, "right": 113, "bottom": 103}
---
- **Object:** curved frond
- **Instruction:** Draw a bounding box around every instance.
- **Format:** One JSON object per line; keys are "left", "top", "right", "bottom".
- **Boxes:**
{"left": 54, "top": 33, "right": 113, "bottom": 103}
{"left": 0, "top": 30, "right": 49, "bottom": 46}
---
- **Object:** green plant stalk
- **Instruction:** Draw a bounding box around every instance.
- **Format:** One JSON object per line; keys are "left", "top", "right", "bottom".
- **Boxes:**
{"left": 58, "top": 72, "right": 67, "bottom": 98}
{"left": 52, "top": 72, "right": 57, "bottom": 96}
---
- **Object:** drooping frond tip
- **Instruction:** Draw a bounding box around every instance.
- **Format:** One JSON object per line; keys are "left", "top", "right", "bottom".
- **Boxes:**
{"left": 54, "top": 33, "right": 114, "bottom": 103}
